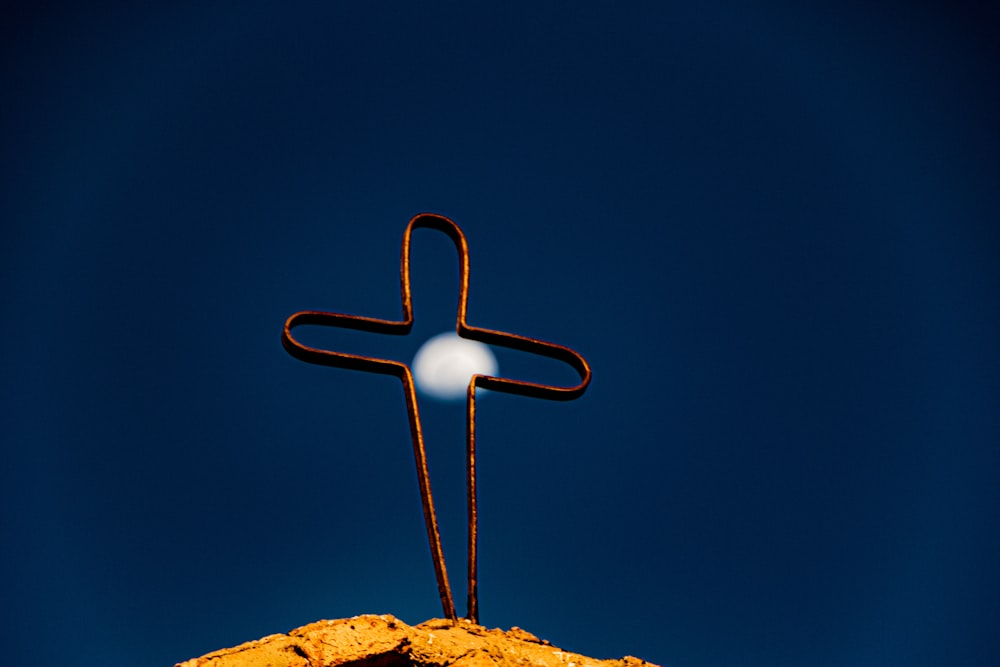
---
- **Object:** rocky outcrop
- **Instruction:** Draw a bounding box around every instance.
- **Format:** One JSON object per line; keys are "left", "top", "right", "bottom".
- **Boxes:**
{"left": 176, "top": 614, "right": 657, "bottom": 667}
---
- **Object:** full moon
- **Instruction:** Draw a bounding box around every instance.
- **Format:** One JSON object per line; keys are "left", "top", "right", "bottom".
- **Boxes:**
{"left": 412, "top": 332, "right": 499, "bottom": 401}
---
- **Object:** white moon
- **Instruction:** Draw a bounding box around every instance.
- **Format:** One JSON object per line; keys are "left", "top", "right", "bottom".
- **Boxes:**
{"left": 412, "top": 332, "right": 499, "bottom": 401}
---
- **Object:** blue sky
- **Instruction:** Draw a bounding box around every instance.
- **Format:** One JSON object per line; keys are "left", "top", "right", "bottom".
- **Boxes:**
{"left": 2, "top": 3, "right": 998, "bottom": 666}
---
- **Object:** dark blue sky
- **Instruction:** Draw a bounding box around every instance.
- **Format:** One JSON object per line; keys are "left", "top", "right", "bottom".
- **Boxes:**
{"left": 2, "top": 3, "right": 998, "bottom": 666}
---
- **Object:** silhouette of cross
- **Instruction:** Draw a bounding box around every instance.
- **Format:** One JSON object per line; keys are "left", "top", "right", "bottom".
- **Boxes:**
{"left": 282, "top": 213, "right": 591, "bottom": 624}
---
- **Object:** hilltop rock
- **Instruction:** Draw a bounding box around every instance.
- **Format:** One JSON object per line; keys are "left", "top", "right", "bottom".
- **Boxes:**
{"left": 176, "top": 614, "right": 657, "bottom": 667}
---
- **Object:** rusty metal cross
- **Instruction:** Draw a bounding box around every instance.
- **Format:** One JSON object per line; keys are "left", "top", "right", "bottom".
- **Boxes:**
{"left": 282, "top": 213, "right": 591, "bottom": 624}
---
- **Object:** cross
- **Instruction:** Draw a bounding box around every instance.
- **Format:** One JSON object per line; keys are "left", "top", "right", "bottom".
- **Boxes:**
{"left": 282, "top": 213, "right": 591, "bottom": 624}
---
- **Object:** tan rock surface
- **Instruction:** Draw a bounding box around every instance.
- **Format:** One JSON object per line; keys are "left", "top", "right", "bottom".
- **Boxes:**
{"left": 176, "top": 614, "right": 657, "bottom": 667}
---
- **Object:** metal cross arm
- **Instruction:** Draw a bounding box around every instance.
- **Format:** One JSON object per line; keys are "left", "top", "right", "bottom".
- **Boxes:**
{"left": 281, "top": 213, "right": 591, "bottom": 624}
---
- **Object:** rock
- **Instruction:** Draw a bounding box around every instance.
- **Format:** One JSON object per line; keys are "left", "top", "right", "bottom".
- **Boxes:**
{"left": 175, "top": 614, "right": 658, "bottom": 667}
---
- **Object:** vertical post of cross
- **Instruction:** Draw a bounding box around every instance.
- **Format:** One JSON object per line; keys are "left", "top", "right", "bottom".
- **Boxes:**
{"left": 466, "top": 382, "right": 479, "bottom": 623}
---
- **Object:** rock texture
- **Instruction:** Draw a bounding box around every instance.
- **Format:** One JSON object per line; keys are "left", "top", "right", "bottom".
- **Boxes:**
{"left": 176, "top": 614, "right": 657, "bottom": 667}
